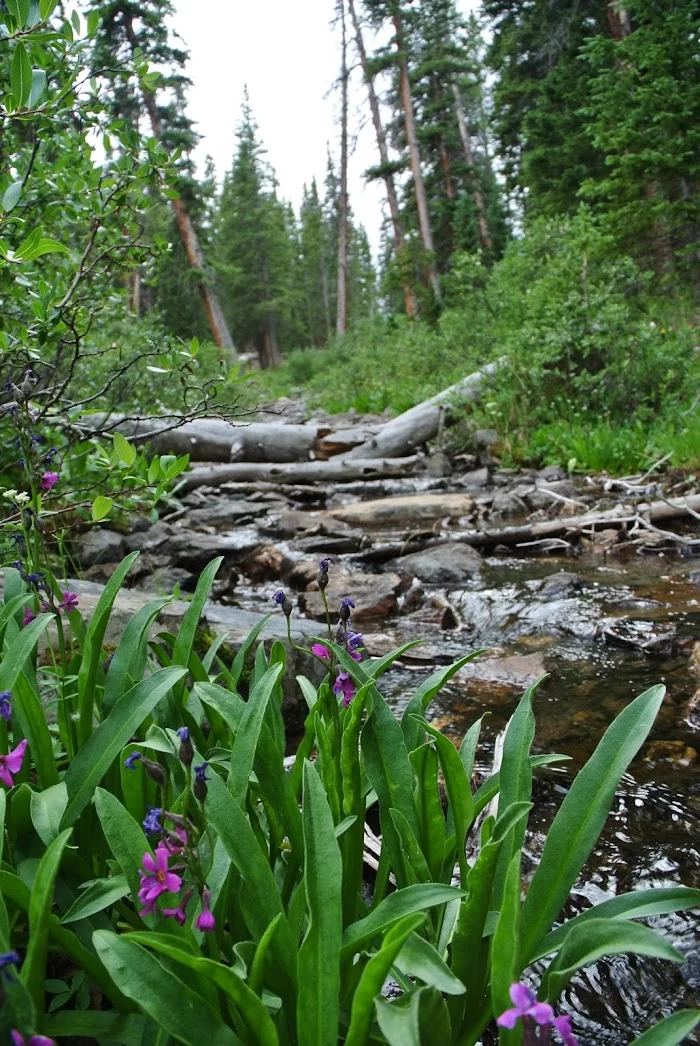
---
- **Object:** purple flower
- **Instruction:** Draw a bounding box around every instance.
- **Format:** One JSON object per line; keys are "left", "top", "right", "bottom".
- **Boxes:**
{"left": 143, "top": 807, "right": 163, "bottom": 836}
{"left": 0, "top": 740, "right": 27, "bottom": 789}
{"left": 319, "top": 558, "right": 333, "bottom": 573}
{"left": 22, "top": 607, "right": 36, "bottom": 627}
{"left": 177, "top": 727, "right": 190, "bottom": 742}
{"left": 11, "top": 1033, "right": 56, "bottom": 1046}
{"left": 138, "top": 844, "right": 182, "bottom": 916}
{"left": 40, "top": 471, "right": 58, "bottom": 491}
{"left": 163, "top": 826, "right": 188, "bottom": 854}
{"left": 339, "top": 596, "right": 355, "bottom": 623}
{"left": 58, "top": 591, "right": 78, "bottom": 612}
{"left": 194, "top": 761, "right": 209, "bottom": 801}
{"left": 553, "top": 1015, "right": 580, "bottom": 1046}
{"left": 163, "top": 888, "right": 193, "bottom": 926}
{"left": 26, "top": 572, "right": 43, "bottom": 584}
{"left": 497, "top": 983, "right": 555, "bottom": 1030}
{"left": 177, "top": 725, "right": 193, "bottom": 766}
{"left": 311, "top": 643, "right": 331, "bottom": 660}
{"left": 348, "top": 631, "right": 364, "bottom": 661}
{"left": 195, "top": 888, "right": 216, "bottom": 932}
{"left": 124, "top": 752, "right": 142, "bottom": 770}
{"left": 194, "top": 762, "right": 209, "bottom": 783}
{"left": 0, "top": 691, "right": 11, "bottom": 722}
{"left": 333, "top": 672, "right": 356, "bottom": 707}
{"left": 0, "top": 950, "right": 20, "bottom": 978}
{"left": 273, "top": 589, "right": 293, "bottom": 617}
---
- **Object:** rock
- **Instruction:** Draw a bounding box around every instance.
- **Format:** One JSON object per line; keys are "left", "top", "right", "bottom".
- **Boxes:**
{"left": 391, "top": 542, "right": 482, "bottom": 585}
{"left": 76, "top": 528, "right": 126, "bottom": 566}
{"left": 292, "top": 534, "right": 364, "bottom": 555}
{"left": 281, "top": 558, "right": 319, "bottom": 589}
{"left": 474, "top": 429, "right": 499, "bottom": 451}
{"left": 644, "top": 740, "right": 697, "bottom": 767}
{"left": 125, "top": 520, "right": 175, "bottom": 553}
{"left": 329, "top": 493, "right": 474, "bottom": 528}
{"left": 685, "top": 688, "right": 700, "bottom": 731}
{"left": 239, "top": 544, "right": 286, "bottom": 581}
{"left": 537, "top": 571, "right": 582, "bottom": 599}
{"left": 184, "top": 500, "right": 268, "bottom": 526}
{"left": 599, "top": 618, "right": 677, "bottom": 655}
{"left": 168, "top": 529, "right": 262, "bottom": 573}
{"left": 405, "top": 600, "right": 459, "bottom": 630}
{"left": 300, "top": 567, "right": 402, "bottom": 623}
{"left": 689, "top": 642, "right": 700, "bottom": 678}
{"left": 459, "top": 467, "right": 490, "bottom": 490}
{"left": 426, "top": 452, "right": 452, "bottom": 478}
{"left": 456, "top": 652, "right": 547, "bottom": 691}
{"left": 491, "top": 491, "right": 528, "bottom": 517}
{"left": 537, "top": 465, "right": 566, "bottom": 482}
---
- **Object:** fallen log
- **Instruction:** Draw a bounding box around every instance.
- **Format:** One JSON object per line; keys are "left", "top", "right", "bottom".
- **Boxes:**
{"left": 343, "top": 358, "right": 505, "bottom": 460}
{"left": 180, "top": 455, "right": 423, "bottom": 492}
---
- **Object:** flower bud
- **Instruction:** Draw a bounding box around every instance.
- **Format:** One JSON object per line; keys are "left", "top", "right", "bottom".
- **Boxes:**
{"left": 177, "top": 726, "right": 194, "bottom": 767}
{"left": 272, "top": 589, "right": 293, "bottom": 618}
{"left": 141, "top": 757, "right": 166, "bottom": 786}
{"left": 193, "top": 762, "right": 209, "bottom": 801}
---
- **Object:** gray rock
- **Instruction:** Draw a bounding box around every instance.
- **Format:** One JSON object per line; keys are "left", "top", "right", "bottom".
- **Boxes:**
{"left": 459, "top": 466, "right": 490, "bottom": 490}
{"left": 491, "top": 491, "right": 527, "bottom": 517}
{"left": 538, "top": 571, "right": 582, "bottom": 599}
{"left": 456, "top": 652, "right": 547, "bottom": 691}
{"left": 391, "top": 542, "right": 482, "bottom": 585}
{"left": 537, "top": 465, "right": 566, "bottom": 482}
{"left": 474, "top": 429, "right": 499, "bottom": 451}
{"left": 77, "top": 528, "right": 126, "bottom": 566}
{"left": 301, "top": 567, "right": 402, "bottom": 623}
{"left": 425, "top": 452, "right": 452, "bottom": 478}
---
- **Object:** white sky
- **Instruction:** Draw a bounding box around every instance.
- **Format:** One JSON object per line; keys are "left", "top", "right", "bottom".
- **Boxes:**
{"left": 171, "top": 0, "right": 479, "bottom": 256}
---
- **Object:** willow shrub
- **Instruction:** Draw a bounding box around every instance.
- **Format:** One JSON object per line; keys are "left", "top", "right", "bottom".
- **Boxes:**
{"left": 0, "top": 555, "right": 698, "bottom": 1045}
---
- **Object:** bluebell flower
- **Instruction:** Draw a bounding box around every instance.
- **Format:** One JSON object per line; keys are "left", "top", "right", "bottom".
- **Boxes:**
{"left": 0, "top": 691, "right": 11, "bottom": 721}
{"left": 0, "top": 950, "right": 20, "bottom": 980}
{"left": 339, "top": 596, "right": 355, "bottom": 623}
{"left": 177, "top": 726, "right": 193, "bottom": 767}
{"left": 193, "top": 762, "right": 209, "bottom": 802}
{"left": 272, "top": 589, "right": 293, "bottom": 617}
{"left": 143, "top": 807, "right": 163, "bottom": 836}
{"left": 124, "top": 752, "right": 142, "bottom": 770}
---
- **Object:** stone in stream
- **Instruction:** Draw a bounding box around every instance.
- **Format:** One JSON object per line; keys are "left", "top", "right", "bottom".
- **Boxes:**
{"left": 300, "top": 567, "right": 403, "bottom": 623}
{"left": 685, "top": 688, "right": 700, "bottom": 731}
{"left": 391, "top": 542, "right": 482, "bottom": 585}
{"left": 455, "top": 651, "right": 548, "bottom": 692}
{"left": 490, "top": 490, "right": 528, "bottom": 517}
{"left": 328, "top": 492, "right": 474, "bottom": 527}
{"left": 536, "top": 571, "right": 582, "bottom": 599}
{"left": 644, "top": 740, "right": 697, "bottom": 767}
{"left": 76, "top": 528, "right": 126, "bottom": 566}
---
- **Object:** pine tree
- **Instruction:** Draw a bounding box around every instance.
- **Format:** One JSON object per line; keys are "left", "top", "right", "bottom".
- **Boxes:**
{"left": 299, "top": 180, "right": 332, "bottom": 345}
{"left": 336, "top": 0, "right": 350, "bottom": 335}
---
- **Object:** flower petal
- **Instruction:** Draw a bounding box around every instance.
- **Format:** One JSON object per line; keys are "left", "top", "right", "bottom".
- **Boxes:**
{"left": 5, "top": 739, "right": 27, "bottom": 774}
{"left": 0, "top": 765, "right": 15, "bottom": 788}
{"left": 529, "top": 1002, "right": 555, "bottom": 1025}
{"left": 509, "top": 982, "right": 536, "bottom": 1012}
{"left": 142, "top": 852, "right": 158, "bottom": 874}
{"left": 496, "top": 1008, "right": 521, "bottom": 1029}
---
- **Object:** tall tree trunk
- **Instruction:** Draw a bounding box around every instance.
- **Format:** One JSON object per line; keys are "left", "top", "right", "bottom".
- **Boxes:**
{"left": 606, "top": 0, "right": 631, "bottom": 40}
{"left": 121, "top": 10, "right": 235, "bottom": 356}
{"left": 392, "top": 4, "right": 441, "bottom": 302}
{"left": 336, "top": 0, "right": 349, "bottom": 336}
{"left": 439, "top": 139, "right": 455, "bottom": 199}
{"left": 451, "top": 83, "right": 492, "bottom": 251}
{"left": 348, "top": 0, "right": 417, "bottom": 318}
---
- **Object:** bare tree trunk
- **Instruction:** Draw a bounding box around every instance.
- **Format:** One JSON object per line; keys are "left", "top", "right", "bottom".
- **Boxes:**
{"left": 127, "top": 269, "right": 140, "bottom": 315}
{"left": 606, "top": 0, "right": 631, "bottom": 39}
{"left": 336, "top": 0, "right": 349, "bottom": 336}
{"left": 348, "top": 0, "right": 417, "bottom": 319}
{"left": 439, "top": 139, "right": 455, "bottom": 199}
{"left": 121, "top": 10, "right": 235, "bottom": 356}
{"left": 391, "top": 5, "right": 441, "bottom": 302}
{"left": 451, "top": 82, "right": 492, "bottom": 251}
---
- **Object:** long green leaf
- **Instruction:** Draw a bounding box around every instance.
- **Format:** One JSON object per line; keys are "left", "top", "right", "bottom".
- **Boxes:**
{"left": 490, "top": 851, "right": 522, "bottom": 1046}
{"left": 630, "top": 1011, "right": 700, "bottom": 1045}
{"left": 20, "top": 828, "right": 72, "bottom": 1021}
{"left": 297, "top": 761, "right": 343, "bottom": 1046}
{"left": 416, "top": 717, "right": 473, "bottom": 883}
{"left": 230, "top": 614, "right": 272, "bottom": 687}
{"left": 341, "top": 884, "right": 463, "bottom": 963}
{"left": 93, "top": 932, "right": 240, "bottom": 1046}
{"left": 472, "top": 754, "right": 570, "bottom": 817}
{"left": 0, "top": 611, "right": 52, "bottom": 690}
{"left": 401, "top": 651, "right": 488, "bottom": 753}
{"left": 103, "top": 597, "right": 170, "bottom": 712}
{"left": 94, "top": 788, "right": 153, "bottom": 916}
{"left": 393, "top": 932, "right": 465, "bottom": 995}
{"left": 30, "top": 782, "right": 67, "bottom": 845}
{"left": 171, "top": 556, "right": 223, "bottom": 704}
{"left": 61, "top": 874, "right": 130, "bottom": 924}
{"left": 63, "top": 666, "right": 187, "bottom": 826}
{"left": 228, "top": 662, "right": 283, "bottom": 805}
{"left": 13, "top": 670, "right": 59, "bottom": 788}
{"left": 10, "top": 41, "right": 32, "bottom": 107}
{"left": 45, "top": 1011, "right": 150, "bottom": 1045}
{"left": 520, "top": 684, "right": 666, "bottom": 962}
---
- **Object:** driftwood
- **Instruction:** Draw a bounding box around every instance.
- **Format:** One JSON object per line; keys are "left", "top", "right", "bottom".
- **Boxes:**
{"left": 181, "top": 455, "right": 423, "bottom": 492}
{"left": 228, "top": 423, "right": 330, "bottom": 463}
{"left": 344, "top": 358, "right": 504, "bottom": 460}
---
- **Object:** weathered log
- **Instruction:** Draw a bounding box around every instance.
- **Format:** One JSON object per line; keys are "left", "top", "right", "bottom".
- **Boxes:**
{"left": 344, "top": 358, "right": 504, "bottom": 460}
{"left": 329, "top": 492, "right": 474, "bottom": 527}
{"left": 229, "top": 423, "right": 330, "bottom": 463}
{"left": 181, "top": 455, "right": 423, "bottom": 492}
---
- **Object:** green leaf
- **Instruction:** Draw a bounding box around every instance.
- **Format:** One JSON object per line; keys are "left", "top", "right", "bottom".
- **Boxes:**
{"left": 542, "top": 918, "right": 684, "bottom": 1002}
{"left": 0, "top": 614, "right": 57, "bottom": 788}
{"left": 415, "top": 717, "right": 473, "bottom": 883}
{"left": 11, "top": 45, "right": 32, "bottom": 107}
{"left": 61, "top": 874, "right": 129, "bottom": 924}
{"left": 170, "top": 556, "right": 223, "bottom": 704}
{"left": 520, "top": 684, "right": 666, "bottom": 962}
{"left": 401, "top": 650, "right": 488, "bottom": 752}
{"left": 103, "top": 598, "right": 170, "bottom": 714}
{"left": 113, "top": 431, "right": 136, "bottom": 467}
{"left": 472, "top": 754, "right": 571, "bottom": 818}
{"left": 228, "top": 662, "right": 283, "bottom": 805}
{"left": 297, "top": 761, "right": 343, "bottom": 1046}
{"left": 20, "top": 829, "right": 72, "bottom": 1018}
{"left": 490, "top": 851, "right": 522, "bottom": 1045}
{"left": 630, "top": 1011, "right": 700, "bottom": 1045}
{"left": 39, "top": 0, "right": 57, "bottom": 18}
{"left": 341, "top": 884, "right": 463, "bottom": 964}
{"left": 86, "top": 8, "right": 99, "bottom": 35}
{"left": 28, "top": 69, "right": 46, "bottom": 107}
{"left": 230, "top": 615, "right": 271, "bottom": 687}
{"left": 91, "top": 495, "right": 113, "bottom": 521}
{"left": 531, "top": 886, "right": 700, "bottom": 962}
{"left": 125, "top": 932, "right": 278, "bottom": 1046}
{"left": 63, "top": 666, "right": 187, "bottom": 826}
{"left": 94, "top": 789, "right": 152, "bottom": 917}
{"left": 393, "top": 932, "right": 465, "bottom": 995}
{"left": 2, "top": 181, "right": 22, "bottom": 212}
{"left": 17, "top": 236, "right": 69, "bottom": 260}
{"left": 375, "top": 989, "right": 422, "bottom": 1046}
{"left": 30, "top": 782, "right": 67, "bottom": 845}
{"left": 93, "top": 932, "right": 240, "bottom": 1046}
{"left": 45, "top": 1011, "right": 149, "bottom": 1045}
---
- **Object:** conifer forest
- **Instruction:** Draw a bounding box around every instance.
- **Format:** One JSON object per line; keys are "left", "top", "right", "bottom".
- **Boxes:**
{"left": 0, "top": 3, "right": 699, "bottom": 1046}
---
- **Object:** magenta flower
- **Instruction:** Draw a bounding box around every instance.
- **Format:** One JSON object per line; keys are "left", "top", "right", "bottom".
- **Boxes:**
{"left": 11, "top": 1033, "right": 56, "bottom": 1046}
{"left": 497, "top": 983, "right": 555, "bottom": 1029}
{"left": 137, "top": 844, "right": 182, "bottom": 916}
{"left": 553, "top": 1015, "right": 580, "bottom": 1046}
{"left": 163, "top": 826, "right": 188, "bottom": 854}
{"left": 0, "top": 739, "right": 27, "bottom": 789}
{"left": 22, "top": 607, "right": 36, "bottom": 627}
{"left": 333, "top": 671, "right": 355, "bottom": 707}
{"left": 163, "top": 888, "right": 193, "bottom": 926}
{"left": 58, "top": 591, "right": 78, "bottom": 612}
{"left": 40, "top": 471, "right": 58, "bottom": 491}
{"left": 311, "top": 643, "right": 331, "bottom": 660}
{"left": 195, "top": 888, "right": 216, "bottom": 932}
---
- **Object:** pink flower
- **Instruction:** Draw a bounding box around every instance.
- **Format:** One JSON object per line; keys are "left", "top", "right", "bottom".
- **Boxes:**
{"left": 0, "top": 739, "right": 27, "bottom": 789}
{"left": 311, "top": 643, "right": 331, "bottom": 660}
{"left": 553, "top": 1015, "right": 579, "bottom": 1046}
{"left": 163, "top": 826, "right": 188, "bottom": 854}
{"left": 40, "top": 471, "right": 58, "bottom": 491}
{"left": 163, "top": 888, "right": 193, "bottom": 926}
{"left": 195, "top": 888, "right": 216, "bottom": 932}
{"left": 497, "top": 983, "right": 555, "bottom": 1030}
{"left": 137, "top": 844, "right": 182, "bottom": 916}
{"left": 333, "top": 671, "right": 355, "bottom": 707}
{"left": 58, "top": 591, "right": 78, "bottom": 612}
{"left": 11, "top": 1033, "right": 56, "bottom": 1046}
{"left": 22, "top": 607, "right": 36, "bottom": 627}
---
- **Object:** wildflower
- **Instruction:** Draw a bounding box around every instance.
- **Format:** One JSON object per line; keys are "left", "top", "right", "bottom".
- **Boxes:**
{"left": 22, "top": 607, "right": 35, "bottom": 627}
{"left": 163, "top": 888, "right": 193, "bottom": 926}
{"left": 497, "top": 983, "right": 555, "bottom": 1030}
{"left": 140, "top": 757, "right": 165, "bottom": 785}
{"left": 348, "top": 631, "right": 364, "bottom": 661}
{"left": 339, "top": 596, "right": 355, "bottom": 623}
{"left": 143, "top": 807, "right": 163, "bottom": 836}
{"left": 40, "top": 471, "right": 58, "bottom": 491}
{"left": 553, "top": 1015, "right": 580, "bottom": 1046}
{"left": 0, "top": 950, "right": 20, "bottom": 979}
{"left": 193, "top": 761, "right": 209, "bottom": 801}
{"left": 272, "top": 589, "right": 293, "bottom": 617}
{"left": 11, "top": 1033, "right": 56, "bottom": 1046}
{"left": 333, "top": 672, "right": 355, "bottom": 707}
{"left": 26, "top": 572, "right": 43, "bottom": 584}
{"left": 58, "top": 591, "right": 78, "bottom": 612}
{"left": 0, "top": 691, "right": 11, "bottom": 721}
{"left": 177, "top": 725, "right": 194, "bottom": 766}
{"left": 317, "top": 557, "right": 333, "bottom": 590}
{"left": 14, "top": 492, "right": 30, "bottom": 506}
{"left": 124, "top": 752, "right": 142, "bottom": 770}
{"left": 195, "top": 888, "right": 216, "bottom": 932}
{"left": 163, "top": 826, "right": 188, "bottom": 854}
{"left": 138, "top": 844, "right": 182, "bottom": 916}
{"left": 311, "top": 643, "right": 331, "bottom": 660}
{"left": 0, "top": 739, "right": 27, "bottom": 788}
{"left": 43, "top": 449, "right": 57, "bottom": 465}
{"left": 2, "top": 489, "right": 19, "bottom": 501}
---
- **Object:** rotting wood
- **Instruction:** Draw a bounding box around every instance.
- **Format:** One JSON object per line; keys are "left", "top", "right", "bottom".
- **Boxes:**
{"left": 180, "top": 455, "right": 423, "bottom": 492}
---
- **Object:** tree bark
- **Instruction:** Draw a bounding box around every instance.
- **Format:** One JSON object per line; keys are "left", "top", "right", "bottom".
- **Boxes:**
{"left": 121, "top": 9, "right": 235, "bottom": 356}
{"left": 336, "top": 0, "right": 349, "bottom": 335}
{"left": 391, "top": 5, "right": 441, "bottom": 302}
{"left": 348, "top": 0, "right": 417, "bottom": 318}
{"left": 451, "top": 83, "right": 492, "bottom": 251}
{"left": 181, "top": 455, "right": 423, "bottom": 491}
{"left": 606, "top": 0, "right": 631, "bottom": 40}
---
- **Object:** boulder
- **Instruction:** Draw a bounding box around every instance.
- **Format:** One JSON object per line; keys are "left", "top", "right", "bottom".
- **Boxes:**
{"left": 456, "top": 651, "right": 547, "bottom": 691}
{"left": 537, "top": 571, "right": 582, "bottom": 600}
{"left": 238, "top": 544, "right": 286, "bottom": 581}
{"left": 491, "top": 491, "right": 527, "bottom": 517}
{"left": 300, "top": 567, "right": 402, "bottom": 623}
{"left": 76, "top": 528, "right": 126, "bottom": 566}
{"left": 391, "top": 542, "right": 482, "bottom": 585}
